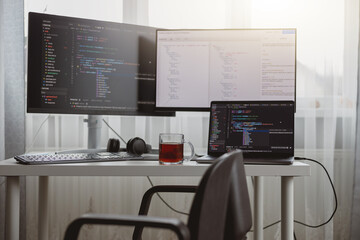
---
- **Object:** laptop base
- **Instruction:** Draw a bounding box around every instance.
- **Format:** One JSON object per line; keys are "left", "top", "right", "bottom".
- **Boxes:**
{"left": 195, "top": 155, "right": 294, "bottom": 165}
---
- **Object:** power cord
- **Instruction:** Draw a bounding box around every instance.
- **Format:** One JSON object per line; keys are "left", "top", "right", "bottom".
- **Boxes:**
{"left": 146, "top": 176, "right": 190, "bottom": 216}
{"left": 249, "top": 219, "right": 298, "bottom": 240}
{"left": 102, "top": 119, "right": 127, "bottom": 145}
{"left": 249, "top": 156, "right": 338, "bottom": 234}
{"left": 102, "top": 119, "right": 190, "bottom": 216}
{"left": 26, "top": 114, "right": 51, "bottom": 153}
{"left": 294, "top": 157, "right": 338, "bottom": 228}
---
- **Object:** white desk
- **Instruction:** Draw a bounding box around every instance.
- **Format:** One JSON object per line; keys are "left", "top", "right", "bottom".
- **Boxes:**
{"left": 0, "top": 158, "right": 310, "bottom": 240}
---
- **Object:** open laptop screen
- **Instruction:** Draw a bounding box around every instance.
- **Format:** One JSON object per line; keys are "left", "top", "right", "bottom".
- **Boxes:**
{"left": 208, "top": 101, "right": 294, "bottom": 157}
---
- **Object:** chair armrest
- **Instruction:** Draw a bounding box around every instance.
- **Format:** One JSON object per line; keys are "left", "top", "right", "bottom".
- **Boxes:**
{"left": 139, "top": 185, "right": 198, "bottom": 216}
{"left": 64, "top": 213, "right": 190, "bottom": 240}
{"left": 133, "top": 185, "right": 197, "bottom": 240}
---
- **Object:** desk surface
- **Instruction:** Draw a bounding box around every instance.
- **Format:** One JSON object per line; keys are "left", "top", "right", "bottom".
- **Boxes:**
{"left": 1, "top": 157, "right": 310, "bottom": 240}
{"left": 0, "top": 158, "right": 310, "bottom": 177}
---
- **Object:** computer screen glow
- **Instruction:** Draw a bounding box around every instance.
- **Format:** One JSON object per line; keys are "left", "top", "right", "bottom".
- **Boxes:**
{"left": 27, "top": 12, "right": 174, "bottom": 116}
{"left": 155, "top": 29, "right": 296, "bottom": 110}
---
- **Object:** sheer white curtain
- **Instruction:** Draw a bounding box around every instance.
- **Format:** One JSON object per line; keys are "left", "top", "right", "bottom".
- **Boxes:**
{"left": 0, "top": 2, "right": 6, "bottom": 239}
{"left": 247, "top": 0, "right": 358, "bottom": 239}
{"left": 24, "top": 0, "right": 359, "bottom": 239}
{"left": 0, "top": 1, "right": 5, "bottom": 160}
{"left": 1, "top": 0, "right": 26, "bottom": 239}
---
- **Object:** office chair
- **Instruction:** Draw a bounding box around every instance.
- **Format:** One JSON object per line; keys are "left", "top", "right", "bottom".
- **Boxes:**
{"left": 64, "top": 151, "right": 252, "bottom": 240}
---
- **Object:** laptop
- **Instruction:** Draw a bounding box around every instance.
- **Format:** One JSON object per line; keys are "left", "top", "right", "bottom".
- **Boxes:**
{"left": 196, "top": 101, "right": 295, "bottom": 165}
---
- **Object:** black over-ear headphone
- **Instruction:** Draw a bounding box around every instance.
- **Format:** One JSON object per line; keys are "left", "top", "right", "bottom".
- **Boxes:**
{"left": 107, "top": 137, "right": 151, "bottom": 155}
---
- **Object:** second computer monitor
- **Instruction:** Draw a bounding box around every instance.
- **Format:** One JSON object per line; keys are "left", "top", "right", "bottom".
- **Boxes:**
{"left": 155, "top": 29, "right": 296, "bottom": 111}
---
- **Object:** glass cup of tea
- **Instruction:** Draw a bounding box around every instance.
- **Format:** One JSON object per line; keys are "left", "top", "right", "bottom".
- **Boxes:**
{"left": 159, "top": 133, "right": 195, "bottom": 164}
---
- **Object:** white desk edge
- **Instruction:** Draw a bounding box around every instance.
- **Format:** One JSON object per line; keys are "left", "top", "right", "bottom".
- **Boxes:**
{"left": 0, "top": 158, "right": 310, "bottom": 176}
{"left": 0, "top": 158, "right": 310, "bottom": 240}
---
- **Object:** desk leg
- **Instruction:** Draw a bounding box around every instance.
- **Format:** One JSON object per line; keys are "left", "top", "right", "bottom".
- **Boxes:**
{"left": 38, "top": 176, "right": 49, "bottom": 240}
{"left": 281, "top": 176, "right": 294, "bottom": 240}
{"left": 6, "top": 176, "right": 20, "bottom": 240}
{"left": 254, "top": 176, "right": 264, "bottom": 240}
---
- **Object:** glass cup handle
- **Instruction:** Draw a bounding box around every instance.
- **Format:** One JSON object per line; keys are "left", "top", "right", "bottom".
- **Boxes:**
{"left": 184, "top": 140, "right": 195, "bottom": 162}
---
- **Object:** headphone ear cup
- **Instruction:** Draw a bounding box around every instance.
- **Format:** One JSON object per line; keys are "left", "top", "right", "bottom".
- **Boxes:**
{"left": 107, "top": 138, "right": 120, "bottom": 152}
{"left": 127, "top": 137, "right": 147, "bottom": 155}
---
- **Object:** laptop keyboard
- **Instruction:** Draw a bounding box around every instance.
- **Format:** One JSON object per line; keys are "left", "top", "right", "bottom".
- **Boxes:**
{"left": 15, "top": 152, "right": 143, "bottom": 164}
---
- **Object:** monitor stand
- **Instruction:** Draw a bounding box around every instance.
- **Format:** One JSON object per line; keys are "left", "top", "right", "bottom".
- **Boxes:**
{"left": 86, "top": 115, "right": 102, "bottom": 149}
{"left": 56, "top": 115, "right": 106, "bottom": 154}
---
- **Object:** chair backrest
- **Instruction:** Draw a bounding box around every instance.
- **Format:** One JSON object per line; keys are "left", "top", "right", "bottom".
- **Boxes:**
{"left": 187, "top": 151, "right": 252, "bottom": 240}
{"left": 224, "top": 153, "right": 252, "bottom": 239}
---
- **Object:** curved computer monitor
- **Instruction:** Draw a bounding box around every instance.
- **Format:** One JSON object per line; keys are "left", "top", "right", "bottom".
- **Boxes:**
{"left": 155, "top": 29, "right": 296, "bottom": 111}
{"left": 27, "top": 12, "right": 174, "bottom": 116}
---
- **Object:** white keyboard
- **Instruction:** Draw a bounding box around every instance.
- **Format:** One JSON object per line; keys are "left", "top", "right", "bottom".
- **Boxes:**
{"left": 15, "top": 152, "right": 143, "bottom": 164}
